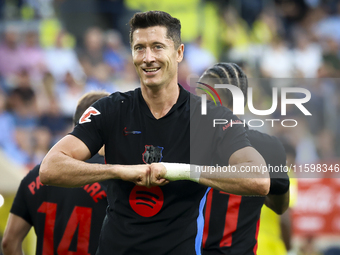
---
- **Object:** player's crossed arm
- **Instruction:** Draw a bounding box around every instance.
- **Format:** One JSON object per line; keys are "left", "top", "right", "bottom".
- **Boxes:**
{"left": 39, "top": 135, "right": 168, "bottom": 188}
{"left": 152, "top": 146, "right": 270, "bottom": 196}
{"left": 40, "top": 135, "right": 269, "bottom": 196}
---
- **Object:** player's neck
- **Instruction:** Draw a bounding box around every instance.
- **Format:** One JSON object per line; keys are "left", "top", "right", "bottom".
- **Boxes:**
{"left": 141, "top": 81, "right": 180, "bottom": 119}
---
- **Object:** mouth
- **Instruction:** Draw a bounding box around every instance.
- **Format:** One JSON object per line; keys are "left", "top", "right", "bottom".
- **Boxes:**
{"left": 142, "top": 67, "right": 161, "bottom": 75}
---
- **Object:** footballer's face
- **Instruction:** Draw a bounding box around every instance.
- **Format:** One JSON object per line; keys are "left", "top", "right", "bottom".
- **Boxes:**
{"left": 131, "top": 26, "right": 183, "bottom": 89}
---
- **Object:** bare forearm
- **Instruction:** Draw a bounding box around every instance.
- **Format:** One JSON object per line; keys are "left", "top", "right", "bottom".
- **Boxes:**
{"left": 159, "top": 147, "right": 269, "bottom": 195}
{"left": 2, "top": 214, "right": 30, "bottom": 255}
{"left": 199, "top": 163, "right": 270, "bottom": 195}
{"left": 160, "top": 161, "right": 270, "bottom": 195}
{"left": 280, "top": 208, "right": 292, "bottom": 250}
{"left": 40, "top": 152, "right": 119, "bottom": 187}
{"left": 39, "top": 135, "right": 158, "bottom": 187}
{"left": 198, "top": 146, "right": 269, "bottom": 195}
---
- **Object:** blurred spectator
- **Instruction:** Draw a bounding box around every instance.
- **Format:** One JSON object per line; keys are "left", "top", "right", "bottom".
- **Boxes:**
{"left": 55, "top": 72, "right": 86, "bottom": 121}
{"left": 248, "top": 9, "right": 280, "bottom": 69}
{"left": 336, "top": 98, "right": 340, "bottom": 156}
{"left": 324, "top": 247, "right": 340, "bottom": 255}
{"left": 298, "top": 235, "right": 322, "bottom": 255}
{"left": 104, "top": 29, "right": 128, "bottom": 74}
{"left": 34, "top": 71, "right": 55, "bottom": 115}
{"left": 290, "top": 118, "right": 319, "bottom": 166}
{"left": 313, "top": 1, "right": 340, "bottom": 45}
{"left": 44, "top": 30, "right": 85, "bottom": 82}
{"left": 14, "top": 127, "right": 33, "bottom": 168}
{"left": 31, "top": 127, "right": 52, "bottom": 165}
{"left": 220, "top": 7, "right": 251, "bottom": 62}
{"left": 38, "top": 98, "right": 70, "bottom": 144}
{"left": 7, "top": 69, "right": 38, "bottom": 129}
{"left": 0, "top": 26, "right": 25, "bottom": 80}
{"left": 300, "top": 6, "right": 326, "bottom": 35}
{"left": 0, "top": 89, "right": 30, "bottom": 167}
{"left": 85, "top": 63, "right": 117, "bottom": 93}
{"left": 77, "top": 27, "right": 105, "bottom": 78}
{"left": 0, "top": 74, "right": 9, "bottom": 93}
{"left": 292, "top": 30, "right": 322, "bottom": 78}
{"left": 316, "top": 129, "right": 336, "bottom": 160}
{"left": 41, "top": 72, "right": 55, "bottom": 98}
{"left": 260, "top": 37, "right": 294, "bottom": 78}
{"left": 0, "top": 0, "right": 4, "bottom": 20}
{"left": 302, "top": 79, "right": 327, "bottom": 135}
{"left": 240, "top": 0, "right": 263, "bottom": 28}
{"left": 251, "top": 9, "right": 278, "bottom": 46}
{"left": 178, "top": 59, "right": 193, "bottom": 91}
{"left": 321, "top": 37, "right": 340, "bottom": 76}
{"left": 24, "top": 0, "right": 55, "bottom": 18}
{"left": 184, "top": 35, "right": 216, "bottom": 75}
{"left": 21, "top": 30, "right": 46, "bottom": 82}
{"left": 274, "top": 0, "right": 309, "bottom": 45}
{"left": 114, "top": 59, "right": 139, "bottom": 92}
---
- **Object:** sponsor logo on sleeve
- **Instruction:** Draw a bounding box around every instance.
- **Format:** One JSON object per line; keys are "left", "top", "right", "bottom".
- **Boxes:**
{"left": 79, "top": 107, "right": 101, "bottom": 124}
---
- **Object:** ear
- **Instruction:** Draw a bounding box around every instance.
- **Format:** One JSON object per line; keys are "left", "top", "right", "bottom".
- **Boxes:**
{"left": 177, "top": 44, "right": 184, "bottom": 63}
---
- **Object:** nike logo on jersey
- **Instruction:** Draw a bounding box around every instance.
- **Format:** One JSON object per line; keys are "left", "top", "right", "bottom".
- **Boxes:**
{"left": 123, "top": 127, "right": 141, "bottom": 136}
{"left": 79, "top": 107, "right": 101, "bottom": 124}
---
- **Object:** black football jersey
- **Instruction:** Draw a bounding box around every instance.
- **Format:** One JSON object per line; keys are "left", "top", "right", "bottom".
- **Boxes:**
{"left": 71, "top": 85, "right": 251, "bottom": 255}
{"left": 10, "top": 156, "right": 108, "bottom": 255}
{"left": 202, "top": 129, "right": 287, "bottom": 255}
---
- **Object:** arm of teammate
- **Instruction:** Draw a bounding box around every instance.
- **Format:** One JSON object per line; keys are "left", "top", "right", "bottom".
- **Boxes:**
{"left": 151, "top": 146, "right": 270, "bottom": 196}
{"left": 264, "top": 176, "right": 290, "bottom": 214}
{"left": 280, "top": 208, "right": 292, "bottom": 251}
{"left": 2, "top": 214, "right": 32, "bottom": 255}
{"left": 264, "top": 191, "right": 290, "bottom": 215}
{"left": 199, "top": 146, "right": 269, "bottom": 195}
{"left": 40, "top": 135, "right": 167, "bottom": 187}
{"left": 265, "top": 140, "right": 290, "bottom": 214}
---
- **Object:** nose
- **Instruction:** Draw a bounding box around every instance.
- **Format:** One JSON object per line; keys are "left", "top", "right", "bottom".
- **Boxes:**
{"left": 143, "top": 47, "right": 155, "bottom": 64}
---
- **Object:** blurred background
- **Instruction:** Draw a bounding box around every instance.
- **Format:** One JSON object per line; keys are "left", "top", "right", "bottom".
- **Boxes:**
{"left": 0, "top": 0, "right": 339, "bottom": 254}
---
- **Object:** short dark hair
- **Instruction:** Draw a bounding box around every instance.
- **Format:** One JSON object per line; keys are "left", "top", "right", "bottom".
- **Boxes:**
{"left": 129, "top": 11, "right": 181, "bottom": 49}
{"left": 199, "top": 63, "right": 248, "bottom": 108}
{"left": 73, "top": 91, "right": 110, "bottom": 125}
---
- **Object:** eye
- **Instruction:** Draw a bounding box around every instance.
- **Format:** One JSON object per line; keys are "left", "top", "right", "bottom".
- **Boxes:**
{"left": 135, "top": 46, "right": 143, "bottom": 51}
{"left": 155, "top": 45, "right": 163, "bottom": 50}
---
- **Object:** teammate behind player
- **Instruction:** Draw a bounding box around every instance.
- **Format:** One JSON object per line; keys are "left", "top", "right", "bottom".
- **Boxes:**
{"left": 196, "top": 63, "right": 290, "bottom": 255}
{"left": 257, "top": 141, "right": 298, "bottom": 255}
{"left": 2, "top": 91, "right": 110, "bottom": 255}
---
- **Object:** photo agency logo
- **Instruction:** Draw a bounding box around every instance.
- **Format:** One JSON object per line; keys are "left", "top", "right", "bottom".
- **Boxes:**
{"left": 197, "top": 81, "right": 312, "bottom": 128}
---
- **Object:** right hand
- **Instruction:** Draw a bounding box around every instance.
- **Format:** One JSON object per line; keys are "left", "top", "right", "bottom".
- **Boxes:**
{"left": 119, "top": 164, "right": 152, "bottom": 187}
{"left": 118, "top": 164, "right": 169, "bottom": 187}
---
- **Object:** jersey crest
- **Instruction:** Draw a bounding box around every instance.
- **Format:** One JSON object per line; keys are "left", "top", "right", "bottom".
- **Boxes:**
{"left": 142, "top": 145, "right": 163, "bottom": 164}
{"left": 79, "top": 107, "right": 101, "bottom": 124}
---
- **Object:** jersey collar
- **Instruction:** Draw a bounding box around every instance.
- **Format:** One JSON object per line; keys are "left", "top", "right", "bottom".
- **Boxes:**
{"left": 138, "top": 84, "right": 189, "bottom": 120}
